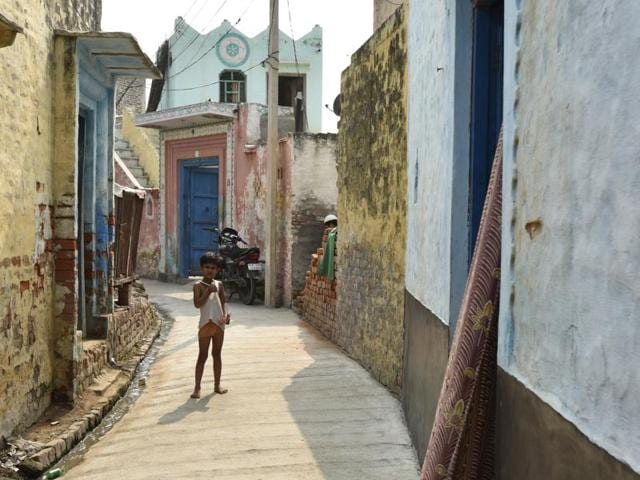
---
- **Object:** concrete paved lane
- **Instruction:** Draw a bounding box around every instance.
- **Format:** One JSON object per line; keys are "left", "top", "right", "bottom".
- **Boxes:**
{"left": 64, "top": 280, "right": 419, "bottom": 479}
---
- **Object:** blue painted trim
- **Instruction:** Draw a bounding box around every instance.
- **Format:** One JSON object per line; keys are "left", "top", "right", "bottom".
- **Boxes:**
{"left": 179, "top": 157, "right": 219, "bottom": 277}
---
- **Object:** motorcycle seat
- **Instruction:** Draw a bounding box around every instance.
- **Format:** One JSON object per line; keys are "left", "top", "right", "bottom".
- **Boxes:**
{"left": 225, "top": 246, "right": 260, "bottom": 259}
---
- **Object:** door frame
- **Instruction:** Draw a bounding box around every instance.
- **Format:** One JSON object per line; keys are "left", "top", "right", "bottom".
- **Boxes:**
{"left": 468, "top": 0, "right": 504, "bottom": 260}
{"left": 179, "top": 157, "right": 220, "bottom": 277}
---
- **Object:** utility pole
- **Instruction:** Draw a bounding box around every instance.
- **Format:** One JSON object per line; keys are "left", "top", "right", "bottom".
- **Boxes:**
{"left": 265, "top": 0, "right": 279, "bottom": 307}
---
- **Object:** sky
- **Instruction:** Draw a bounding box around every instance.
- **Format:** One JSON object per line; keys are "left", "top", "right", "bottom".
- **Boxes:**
{"left": 102, "top": 0, "right": 374, "bottom": 132}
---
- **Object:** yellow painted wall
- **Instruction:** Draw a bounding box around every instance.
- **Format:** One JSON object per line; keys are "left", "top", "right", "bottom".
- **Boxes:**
{"left": 121, "top": 108, "right": 161, "bottom": 188}
{"left": 336, "top": 6, "right": 408, "bottom": 392}
{"left": 0, "top": 0, "right": 100, "bottom": 440}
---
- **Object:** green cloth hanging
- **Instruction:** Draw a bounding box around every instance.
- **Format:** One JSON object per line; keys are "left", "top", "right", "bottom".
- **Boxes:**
{"left": 318, "top": 228, "right": 337, "bottom": 280}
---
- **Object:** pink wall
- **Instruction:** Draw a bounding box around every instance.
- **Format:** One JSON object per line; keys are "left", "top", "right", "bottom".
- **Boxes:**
{"left": 137, "top": 190, "right": 160, "bottom": 278}
{"left": 233, "top": 105, "right": 293, "bottom": 305}
{"left": 164, "top": 134, "right": 227, "bottom": 275}
{"left": 114, "top": 159, "right": 160, "bottom": 278}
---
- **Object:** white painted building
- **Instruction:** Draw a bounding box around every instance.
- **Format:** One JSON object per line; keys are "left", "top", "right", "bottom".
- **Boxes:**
{"left": 403, "top": 0, "right": 640, "bottom": 478}
{"left": 149, "top": 18, "right": 323, "bottom": 133}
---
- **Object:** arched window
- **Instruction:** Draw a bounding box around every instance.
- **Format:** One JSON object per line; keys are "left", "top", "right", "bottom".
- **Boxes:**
{"left": 219, "top": 70, "right": 246, "bottom": 103}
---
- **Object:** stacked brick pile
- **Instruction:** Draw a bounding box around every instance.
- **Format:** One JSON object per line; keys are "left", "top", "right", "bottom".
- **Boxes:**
{"left": 294, "top": 229, "right": 337, "bottom": 340}
{"left": 75, "top": 341, "right": 108, "bottom": 398}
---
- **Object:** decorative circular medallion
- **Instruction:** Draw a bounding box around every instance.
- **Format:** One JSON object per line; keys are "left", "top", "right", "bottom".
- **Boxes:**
{"left": 217, "top": 33, "right": 250, "bottom": 67}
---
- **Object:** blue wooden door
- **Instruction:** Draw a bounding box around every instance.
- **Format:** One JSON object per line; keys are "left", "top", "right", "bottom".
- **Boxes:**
{"left": 469, "top": 1, "right": 504, "bottom": 260}
{"left": 182, "top": 163, "right": 219, "bottom": 275}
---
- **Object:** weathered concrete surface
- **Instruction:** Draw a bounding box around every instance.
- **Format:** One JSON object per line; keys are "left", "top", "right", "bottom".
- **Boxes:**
{"left": 64, "top": 280, "right": 419, "bottom": 480}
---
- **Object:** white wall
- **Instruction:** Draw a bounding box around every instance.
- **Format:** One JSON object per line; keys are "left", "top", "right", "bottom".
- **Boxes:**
{"left": 499, "top": 0, "right": 640, "bottom": 472}
{"left": 405, "top": 0, "right": 472, "bottom": 326}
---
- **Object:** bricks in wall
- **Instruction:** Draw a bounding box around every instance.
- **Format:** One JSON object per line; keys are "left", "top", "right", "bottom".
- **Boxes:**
{"left": 0, "top": 0, "right": 102, "bottom": 441}
{"left": 295, "top": 229, "right": 338, "bottom": 341}
{"left": 335, "top": 6, "right": 407, "bottom": 393}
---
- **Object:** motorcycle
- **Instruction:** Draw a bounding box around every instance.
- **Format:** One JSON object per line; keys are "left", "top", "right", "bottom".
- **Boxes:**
{"left": 204, "top": 226, "right": 264, "bottom": 305}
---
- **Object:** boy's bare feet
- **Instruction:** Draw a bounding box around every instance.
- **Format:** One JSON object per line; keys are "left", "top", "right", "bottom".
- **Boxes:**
{"left": 190, "top": 388, "right": 201, "bottom": 399}
{"left": 214, "top": 385, "right": 228, "bottom": 394}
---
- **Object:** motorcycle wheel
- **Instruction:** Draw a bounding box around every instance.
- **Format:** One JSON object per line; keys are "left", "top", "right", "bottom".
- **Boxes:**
{"left": 240, "top": 275, "right": 256, "bottom": 305}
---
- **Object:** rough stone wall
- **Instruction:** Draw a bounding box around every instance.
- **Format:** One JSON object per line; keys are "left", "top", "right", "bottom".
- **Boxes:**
{"left": 295, "top": 229, "right": 337, "bottom": 340}
{"left": 0, "top": 0, "right": 101, "bottom": 441}
{"left": 336, "top": 7, "right": 407, "bottom": 393}
{"left": 115, "top": 78, "right": 146, "bottom": 116}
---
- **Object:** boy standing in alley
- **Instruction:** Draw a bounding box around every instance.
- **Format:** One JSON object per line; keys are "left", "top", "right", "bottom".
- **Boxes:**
{"left": 191, "top": 252, "right": 231, "bottom": 399}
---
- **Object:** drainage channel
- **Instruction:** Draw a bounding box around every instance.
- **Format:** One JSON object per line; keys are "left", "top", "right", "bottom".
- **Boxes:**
{"left": 50, "top": 305, "right": 175, "bottom": 475}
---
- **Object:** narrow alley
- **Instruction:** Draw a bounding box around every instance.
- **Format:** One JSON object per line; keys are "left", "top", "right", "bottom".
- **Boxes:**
{"left": 62, "top": 281, "right": 419, "bottom": 480}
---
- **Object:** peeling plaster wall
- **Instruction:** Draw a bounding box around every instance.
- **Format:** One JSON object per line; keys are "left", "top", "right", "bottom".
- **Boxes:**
{"left": 336, "top": 7, "right": 407, "bottom": 392}
{"left": 499, "top": 0, "right": 640, "bottom": 472}
{"left": 0, "top": 0, "right": 101, "bottom": 440}
{"left": 233, "top": 105, "right": 268, "bottom": 253}
{"left": 121, "top": 108, "right": 160, "bottom": 188}
{"left": 284, "top": 133, "right": 338, "bottom": 306}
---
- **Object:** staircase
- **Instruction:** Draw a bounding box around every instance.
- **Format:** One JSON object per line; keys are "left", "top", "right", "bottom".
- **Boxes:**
{"left": 115, "top": 135, "right": 152, "bottom": 188}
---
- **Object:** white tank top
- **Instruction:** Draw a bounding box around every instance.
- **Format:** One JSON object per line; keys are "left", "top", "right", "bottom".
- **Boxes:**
{"left": 198, "top": 280, "right": 225, "bottom": 330}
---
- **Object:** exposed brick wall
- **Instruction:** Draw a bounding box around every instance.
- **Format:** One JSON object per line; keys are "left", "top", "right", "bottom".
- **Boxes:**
{"left": 335, "top": 7, "right": 407, "bottom": 393}
{"left": 109, "top": 286, "right": 159, "bottom": 362}
{"left": 0, "top": 0, "right": 102, "bottom": 441}
{"left": 295, "top": 229, "right": 337, "bottom": 340}
{"left": 75, "top": 341, "right": 107, "bottom": 398}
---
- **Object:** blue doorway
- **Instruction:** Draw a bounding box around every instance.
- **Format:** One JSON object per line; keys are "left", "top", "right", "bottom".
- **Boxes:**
{"left": 469, "top": 0, "right": 504, "bottom": 259}
{"left": 180, "top": 158, "right": 219, "bottom": 276}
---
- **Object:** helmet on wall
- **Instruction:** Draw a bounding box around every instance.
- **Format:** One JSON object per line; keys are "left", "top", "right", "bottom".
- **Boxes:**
{"left": 323, "top": 214, "right": 338, "bottom": 225}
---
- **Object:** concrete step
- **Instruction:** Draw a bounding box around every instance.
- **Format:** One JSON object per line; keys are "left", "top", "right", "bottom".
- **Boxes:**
{"left": 124, "top": 161, "right": 142, "bottom": 173}
{"left": 115, "top": 139, "right": 131, "bottom": 150}
{"left": 116, "top": 148, "right": 136, "bottom": 158}
{"left": 128, "top": 166, "right": 145, "bottom": 177}
{"left": 123, "top": 158, "right": 141, "bottom": 168}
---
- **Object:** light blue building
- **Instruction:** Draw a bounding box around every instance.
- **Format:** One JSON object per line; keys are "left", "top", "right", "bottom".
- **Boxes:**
{"left": 154, "top": 17, "right": 323, "bottom": 132}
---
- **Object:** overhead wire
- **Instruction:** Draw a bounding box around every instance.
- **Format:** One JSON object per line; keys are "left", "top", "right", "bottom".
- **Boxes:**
{"left": 115, "top": 0, "right": 203, "bottom": 107}
{"left": 170, "top": 0, "right": 231, "bottom": 63}
{"left": 166, "top": 0, "right": 259, "bottom": 80}
{"left": 166, "top": 0, "right": 206, "bottom": 49}
{"left": 285, "top": 0, "right": 309, "bottom": 130}
{"left": 166, "top": 58, "right": 267, "bottom": 92}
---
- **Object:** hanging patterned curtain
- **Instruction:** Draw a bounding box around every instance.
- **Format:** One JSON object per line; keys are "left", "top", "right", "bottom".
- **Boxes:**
{"left": 421, "top": 130, "right": 503, "bottom": 480}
